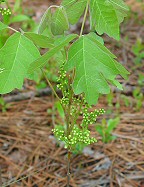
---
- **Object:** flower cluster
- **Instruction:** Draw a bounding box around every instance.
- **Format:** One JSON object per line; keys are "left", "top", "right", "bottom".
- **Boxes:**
{"left": 0, "top": 8, "right": 11, "bottom": 16}
{"left": 61, "top": 97, "right": 69, "bottom": 106}
{"left": 68, "top": 126, "right": 97, "bottom": 147}
{"left": 57, "top": 64, "right": 68, "bottom": 92}
{"left": 52, "top": 128, "right": 65, "bottom": 141}
{"left": 70, "top": 97, "right": 81, "bottom": 116}
{"left": 57, "top": 64, "right": 69, "bottom": 106}
{"left": 57, "top": 64, "right": 70, "bottom": 106}
{"left": 52, "top": 125, "right": 97, "bottom": 149}
{"left": 82, "top": 108, "right": 105, "bottom": 127}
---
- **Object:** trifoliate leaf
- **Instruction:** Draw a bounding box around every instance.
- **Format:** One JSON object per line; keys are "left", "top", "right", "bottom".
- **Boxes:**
{"left": 51, "top": 6, "right": 69, "bottom": 35}
{"left": 64, "top": 33, "right": 129, "bottom": 105}
{"left": 62, "top": 0, "right": 87, "bottom": 24}
{"left": 24, "top": 32, "right": 54, "bottom": 48}
{"left": 0, "top": 32, "right": 40, "bottom": 94}
{"left": 90, "top": 0, "right": 129, "bottom": 40}
{"left": 38, "top": 7, "right": 51, "bottom": 34}
{"left": 28, "top": 34, "right": 78, "bottom": 74}
{"left": 0, "top": 21, "right": 8, "bottom": 32}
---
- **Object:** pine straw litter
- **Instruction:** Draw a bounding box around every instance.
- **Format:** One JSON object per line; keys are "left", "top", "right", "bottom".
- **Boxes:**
{"left": 0, "top": 96, "right": 144, "bottom": 187}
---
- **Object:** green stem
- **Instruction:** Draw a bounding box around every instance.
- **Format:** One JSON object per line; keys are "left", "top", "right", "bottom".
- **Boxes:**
{"left": 41, "top": 69, "right": 61, "bottom": 101}
{"left": 65, "top": 2, "right": 90, "bottom": 186}
{"left": 80, "top": 0, "right": 90, "bottom": 37}
{"left": 71, "top": 96, "right": 84, "bottom": 130}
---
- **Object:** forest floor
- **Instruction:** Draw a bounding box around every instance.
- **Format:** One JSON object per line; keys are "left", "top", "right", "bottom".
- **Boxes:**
{"left": 0, "top": 0, "right": 144, "bottom": 187}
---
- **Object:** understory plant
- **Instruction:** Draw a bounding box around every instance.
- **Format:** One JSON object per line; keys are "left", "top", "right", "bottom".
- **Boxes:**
{"left": 0, "top": 96, "right": 10, "bottom": 112}
{"left": 96, "top": 117, "right": 120, "bottom": 143}
{"left": 0, "top": 0, "right": 129, "bottom": 186}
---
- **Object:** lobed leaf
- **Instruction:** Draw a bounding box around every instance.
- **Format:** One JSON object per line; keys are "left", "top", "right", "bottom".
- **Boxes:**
{"left": 90, "top": 0, "right": 129, "bottom": 40}
{"left": 62, "top": 0, "right": 87, "bottom": 24}
{"left": 0, "top": 32, "right": 40, "bottom": 94}
{"left": 64, "top": 33, "right": 129, "bottom": 105}
{"left": 28, "top": 34, "right": 78, "bottom": 74}
{"left": 108, "top": 0, "right": 129, "bottom": 23}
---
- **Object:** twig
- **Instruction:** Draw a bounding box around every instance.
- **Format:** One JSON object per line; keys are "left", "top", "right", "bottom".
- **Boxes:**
{"left": 3, "top": 88, "right": 60, "bottom": 103}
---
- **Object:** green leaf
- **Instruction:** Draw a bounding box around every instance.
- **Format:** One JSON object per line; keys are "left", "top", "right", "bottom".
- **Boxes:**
{"left": 51, "top": 6, "right": 69, "bottom": 35}
{"left": 24, "top": 32, "right": 54, "bottom": 48}
{"left": 109, "top": 0, "right": 129, "bottom": 23}
{"left": 107, "top": 117, "right": 120, "bottom": 133}
{"left": 10, "top": 14, "right": 30, "bottom": 23}
{"left": 38, "top": 7, "right": 51, "bottom": 34}
{"left": 95, "top": 125, "right": 103, "bottom": 136}
{"left": 62, "top": 0, "right": 87, "bottom": 24}
{"left": 0, "top": 21, "right": 8, "bottom": 32}
{"left": 90, "top": 0, "right": 129, "bottom": 40}
{"left": 28, "top": 34, "right": 78, "bottom": 74}
{"left": 87, "top": 32, "right": 104, "bottom": 45}
{"left": 109, "top": 79, "right": 123, "bottom": 90}
{"left": 27, "top": 69, "right": 41, "bottom": 83}
{"left": 64, "top": 33, "right": 129, "bottom": 105}
{"left": 108, "top": 0, "right": 128, "bottom": 11}
{"left": 55, "top": 101, "right": 65, "bottom": 119}
{"left": 0, "top": 32, "right": 40, "bottom": 94}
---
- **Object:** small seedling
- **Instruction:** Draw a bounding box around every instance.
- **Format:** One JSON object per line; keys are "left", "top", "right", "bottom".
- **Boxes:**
{"left": 132, "top": 39, "right": 144, "bottom": 65}
{"left": 0, "top": 97, "right": 10, "bottom": 112}
{"left": 133, "top": 88, "right": 143, "bottom": 111}
{"left": 121, "top": 94, "right": 131, "bottom": 107}
{"left": 106, "top": 91, "right": 114, "bottom": 107}
{"left": 96, "top": 117, "right": 120, "bottom": 143}
{"left": 138, "top": 73, "right": 144, "bottom": 86}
